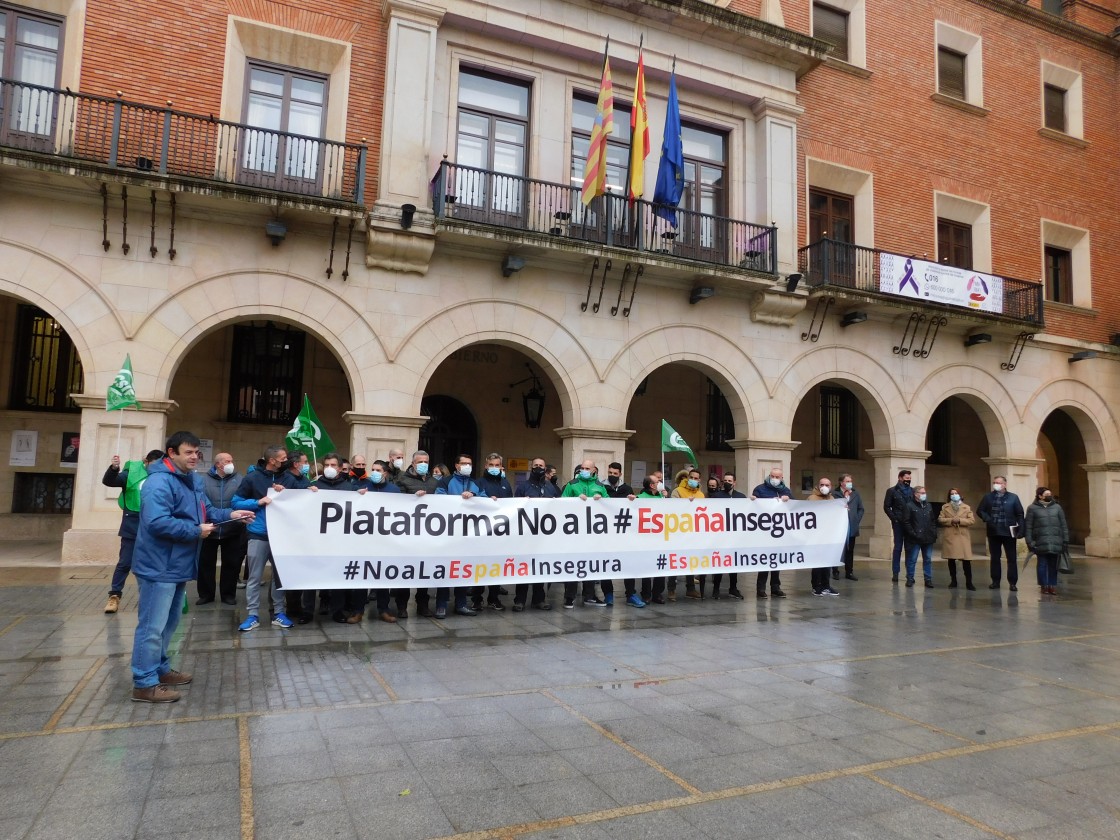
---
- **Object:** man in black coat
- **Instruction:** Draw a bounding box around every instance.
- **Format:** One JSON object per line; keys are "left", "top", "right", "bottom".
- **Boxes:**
{"left": 882, "top": 469, "right": 913, "bottom": 583}
{"left": 903, "top": 485, "right": 938, "bottom": 588}
{"left": 976, "top": 475, "right": 1025, "bottom": 591}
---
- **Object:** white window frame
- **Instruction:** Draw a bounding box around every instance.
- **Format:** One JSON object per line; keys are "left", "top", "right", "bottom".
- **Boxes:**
{"left": 934, "top": 22, "right": 983, "bottom": 108}
{"left": 1041, "top": 219, "right": 1091, "bottom": 308}
{"left": 812, "top": 0, "right": 867, "bottom": 70}
{"left": 934, "top": 192, "right": 991, "bottom": 272}
{"left": 1040, "top": 60, "right": 1083, "bottom": 139}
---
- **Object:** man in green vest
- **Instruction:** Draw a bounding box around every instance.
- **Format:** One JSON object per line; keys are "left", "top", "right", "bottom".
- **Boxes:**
{"left": 103, "top": 449, "right": 165, "bottom": 614}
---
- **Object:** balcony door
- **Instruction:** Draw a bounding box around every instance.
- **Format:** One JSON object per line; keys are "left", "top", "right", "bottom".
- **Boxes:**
{"left": 676, "top": 123, "right": 727, "bottom": 263}
{"left": 809, "top": 188, "right": 855, "bottom": 285}
{"left": 239, "top": 63, "right": 327, "bottom": 193}
{"left": 454, "top": 69, "right": 529, "bottom": 226}
{"left": 0, "top": 7, "right": 62, "bottom": 151}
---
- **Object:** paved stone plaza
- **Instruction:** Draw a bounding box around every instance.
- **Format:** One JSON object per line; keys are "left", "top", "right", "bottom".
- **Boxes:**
{"left": 1, "top": 546, "right": 1119, "bottom": 840}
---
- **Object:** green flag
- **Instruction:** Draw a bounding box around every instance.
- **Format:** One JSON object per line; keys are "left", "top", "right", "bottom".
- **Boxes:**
{"left": 106, "top": 354, "right": 140, "bottom": 411}
{"left": 661, "top": 420, "right": 697, "bottom": 466}
{"left": 286, "top": 395, "right": 335, "bottom": 462}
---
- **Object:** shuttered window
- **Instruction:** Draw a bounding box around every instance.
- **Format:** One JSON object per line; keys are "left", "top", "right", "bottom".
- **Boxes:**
{"left": 938, "top": 47, "right": 966, "bottom": 100}
{"left": 813, "top": 3, "right": 849, "bottom": 63}
{"left": 1044, "top": 245, "right": 1072, "bottom": 304}
{"left": 1043, "top": 84, "right": 1066, "bottom": 132}
{"left": 937, "top": 218, "right": 972, "bottom": 270}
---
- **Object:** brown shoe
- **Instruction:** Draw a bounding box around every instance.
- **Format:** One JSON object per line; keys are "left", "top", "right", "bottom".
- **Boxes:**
{"left": 104, "top": 594, "right": 121, "bottom": 614}
{"left": 378, "top": 611, "right": 397, "bottom": 623}
{"left": 132, "top": 684, "right": 181, "bottom": 703}
{"left": 346, "top": 613, "right": 363, "bottom": 624}
{"left": 685, "top": 591, "right": 702, "bottom": 600}
{"left": 159, "top": 669, "right": 192, "bottom": 686}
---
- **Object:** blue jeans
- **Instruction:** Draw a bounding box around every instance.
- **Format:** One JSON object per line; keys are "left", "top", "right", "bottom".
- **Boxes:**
{"left": 110, "top": 512, "right": 140, "bottom": 595}
{"left": 905, "top": 542, "right": 933, "bottom": 581}
{"left": 131, "top": 577, "right": 186, "bottom": 689}
{"left": 1038, "top": 552, "right": 1059, "bottom": 587}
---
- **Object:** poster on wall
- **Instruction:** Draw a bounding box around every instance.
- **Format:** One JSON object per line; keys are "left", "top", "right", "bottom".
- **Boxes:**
{"left": 60, "top": 432, "right": 80, "bottom": 468}
{"left": 879, "top": 253, "right": 1004, "bottom": 315}
{"left": 10, "top": 430, "right": 37, "bottom": 467}
{"left": 197, "top": 438, "right": 214, "bottom": 471}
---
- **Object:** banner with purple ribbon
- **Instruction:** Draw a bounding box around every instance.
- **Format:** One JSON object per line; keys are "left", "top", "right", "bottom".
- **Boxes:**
{"left": 879, "top": 253, "right": 1004, "bottom": 315}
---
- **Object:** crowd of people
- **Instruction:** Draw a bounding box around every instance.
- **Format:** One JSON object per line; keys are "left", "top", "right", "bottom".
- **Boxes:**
{"left": 111, "top": 434, "right": 1073, "bottom": 702}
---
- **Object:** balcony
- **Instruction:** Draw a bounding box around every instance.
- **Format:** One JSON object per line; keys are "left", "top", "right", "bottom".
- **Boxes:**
{"left": 431, "top": 160, "right": 778, "bottom": 275}
{"left": 0, "top": 78, "right": 366, "bottom": 205}
{"left": 798, "top": 238, "right": 1044, "bottom": 326}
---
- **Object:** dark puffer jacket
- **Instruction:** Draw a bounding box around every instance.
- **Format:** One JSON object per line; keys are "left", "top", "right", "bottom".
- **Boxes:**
{"left": 903, "top": 497, "right": 938, "bottom": 545}
{"left": 1025, "top": 499, "right": 1070, "bottom": 554}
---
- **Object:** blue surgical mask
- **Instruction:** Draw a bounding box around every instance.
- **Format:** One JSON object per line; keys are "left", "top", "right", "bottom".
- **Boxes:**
{"left": 918, "top": 493, "right": 927, "bottom": 502}
{"left": 416, "top": 463, "right": 429, "bottom": 476}
{"left": 579, "top": 470, "right": 592, "bottom": 481}
{"left": 487, "top": 467, "right": 501, "bottom": 477}
{"left": 369, "top": 470, "right": 384, "bottom": 484}
{"left": 688, "top": 479, "right": 700, "bottom": 489}
{"left": 299, "top": 464, "right": 310, "bottom": 476}
{"left": 950, "top": 493, "right": 961, "bottom": 503}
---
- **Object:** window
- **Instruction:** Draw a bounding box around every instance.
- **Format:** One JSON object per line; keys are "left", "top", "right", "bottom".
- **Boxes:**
{"left": 570, "top": 93, "right": 631, "bottom": 240}
{"left": 813, "top": 3, "right": 849, "bottom": 62}
{"left": 925, "top": 401, "right": 952, "bottom": 466}
{"left": 937, "top": 47, "right": 966, "bottom": 100}
{"left": 934, "top": 22, "right": 983, "bottom": 108}
{"left": 0, "top": 5, "right": 63, "bottom": 146}
{"left": 1043, "top": 84, "right": 1066, "bottom": 133}
{"left": 227, "top": 322, "right": 305, "bottom": 425}
{"left": 455, "top": 68, "right": 530, "bottom": 223}
{"left": 1044, "top": 245, "right": 1073, "bottom": 304}
{"left": 677, "top": 123, "right": 727, "bottom": 261}
{"left": 9, "top": 304, "right": 83, "bottom": 412}
{"left": 820, "top": 386, "right": 858, "bottom": 459}
{"left": 1042, "top": 0, "right": 1063, "bottom": 15}
{"left": 809, "top": 188, "right": 853, "bottom": 244}
{"left": 937, "top": 218, "right": 972, "bottom": 269}
{"left": 239, "top": 63, "right": 327, "bottom": 190}
{"left": 12, "top": 473, "right": 73, "bottom": 514}
{"left": 705, "top": 379, "right": 734, "bottom": 452}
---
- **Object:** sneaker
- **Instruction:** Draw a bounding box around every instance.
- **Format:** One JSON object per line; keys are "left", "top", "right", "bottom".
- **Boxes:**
{"left": 104, "top": 594, "right": 121, "bottom": 614}
{"left": 236, "top": 581, "right": 247, "bottom": 589}
{"left": 626, "top": 594, "right": 646, "bottom": 608}
{"left": 583, "top": 597, "right": 607, "bottom": 607}
{"left": 728, "top": 589, "right": 744, "bottom": 600}
{"left": 813, "top": 589, "right": 825, "bottom": 596}
{"left": 132, "top": 684, "right": 181, "bottom": 703}
{"left": 824, "top": 587, "right": 839, "bottom": 596}
{"left": 471, "top": 600, "right": 484, "bottom": 611}
{"left": 159, "top": 669, "right": 192, "bottom": 686}
{"left": 455, "top": 605, "right": 477, "bottom": 616}
{"left": 434, "top": 606, "right": 447, "bottom": 619}
{"left": 238, "top": 615, "right": 260, "bottom": 632}
{"left": 272, "top": 612, "right": 294, "bottom": 629}
{"left": 512, "top": 601, "right": 525, "bottom": 612}
{"left": 563, "top": 599, "right": 575, "bottom": 609}
{"left": 604, "top": 594, "right": 614, "bottom": 607}
{"left": 487, "top": 600, "right": 506, "bottom": 611}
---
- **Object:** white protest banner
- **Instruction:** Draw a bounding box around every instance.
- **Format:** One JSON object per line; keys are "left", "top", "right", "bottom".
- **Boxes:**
{"left": 267, "top": 490, "right": 847, "bottom": 590}
{"left": 879, "top": 253, "right": 1004, "bottom": 315}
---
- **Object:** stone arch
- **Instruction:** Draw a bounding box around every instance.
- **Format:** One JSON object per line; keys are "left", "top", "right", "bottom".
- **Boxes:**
{"left": 134, "top": 270, "right": 379, "bottom": 403}
{"left": 1023, "top": 378, "right": 1115, "bottom": 463}
{"left": 603, "top": 325, "right": 762, "bottom": 437}
{"left": 909, "top": 365, "right": 1014, "bottom": 458}
{"left": 771, "top": 346, "right": 903, "bottom": 447}
{"left": 0, "top": 239, "right": 123, "bottom": 378}
{"left": 396, "top": 300, "right": 589, "bottom": 426}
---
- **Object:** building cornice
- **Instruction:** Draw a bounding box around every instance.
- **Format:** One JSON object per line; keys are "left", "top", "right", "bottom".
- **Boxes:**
{"left": 967, "top": 0, "right": 1120, "bottom": 54}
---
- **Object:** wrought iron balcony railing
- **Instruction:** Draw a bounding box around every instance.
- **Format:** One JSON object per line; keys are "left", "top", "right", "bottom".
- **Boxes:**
{"left": 0, "top": 78, "right": 366, "bottom": 204}
{"left": 798, "top": 238, "right": 1044, "bottom": 325}
{"left": 432, "top": 160, "right": 778, "bottom": 274}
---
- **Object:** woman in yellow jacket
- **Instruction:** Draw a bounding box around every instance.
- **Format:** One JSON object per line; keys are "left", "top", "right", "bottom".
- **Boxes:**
{"left": 938, "top": 487, "right": 976, "bottom": 590}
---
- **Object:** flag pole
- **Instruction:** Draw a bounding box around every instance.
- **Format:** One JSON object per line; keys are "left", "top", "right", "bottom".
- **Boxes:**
{"left": 115, "top": 410, "right": 123, "bottom": 456}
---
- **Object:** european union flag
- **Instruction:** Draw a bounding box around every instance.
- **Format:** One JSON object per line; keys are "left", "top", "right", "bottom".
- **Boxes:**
{"left": 652, "top": 71, "right": 684, "bottom": 227}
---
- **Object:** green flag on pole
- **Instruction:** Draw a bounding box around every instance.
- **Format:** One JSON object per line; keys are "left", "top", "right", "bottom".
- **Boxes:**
{"left": 286, "top": 394, "right": 335, "bottom": 464}
{"left": 106, "top": 354, "right": 141, "bottom": 411}
{"left": 661, "top": 419, "right": 697, "bottom": 466}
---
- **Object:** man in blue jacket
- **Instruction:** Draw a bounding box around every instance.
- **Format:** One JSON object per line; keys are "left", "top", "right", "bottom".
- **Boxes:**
{"left": 233, "top": 445, "right": 290, "bottom": 631}
{"left": 434, "top": 453, "right": 483, "bottom": 618}
{"left": 130, "top": 431, "right": 253, "bottom": 702}
{"left": 751, "top": 466, "right": 792, "bottom": 598}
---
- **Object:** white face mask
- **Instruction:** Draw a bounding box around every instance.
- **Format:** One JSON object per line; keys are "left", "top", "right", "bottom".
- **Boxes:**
{"left": 993, "top": 483, "right": 1004, "bottom": 492}
{"left": 769, "top": 477, "right": 782, "bottom": 487}
{"left": 458, "top": 464, "right": 473, "bottom": 476}
{"left": 656, "top": 481, "right": 665, "bottom": 493}
{"left": 323, "top": 466, "right": 339, "bottom": 480}
{"left": 222, "top": 463, "right": 235, "bottom": 476}
{"left": 819, "top": 485, "right": 831, "bottom": 494}
{"left": 392, "top": 458, "right": 404, "bottom": 470}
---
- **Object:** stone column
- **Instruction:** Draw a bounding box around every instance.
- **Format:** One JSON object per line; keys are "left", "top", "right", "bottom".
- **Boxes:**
{"left": 554, "top": 427, "right": 635, "bottom": 479}
{"left": 866, "top": 448, "right": 931, "bottom": 559}
{"left": 61, "top": 395, "right": 178, "bottom": 565}
{"left": 1081, "top": 462, "right": 1119, "bottom": 557}
{"left": 343, "top": 412, "right": 429, "bottom": 463}
{"left": 981, "top": 457, "right": 1043, "bottom": 502}
{"left": 734, "top": 439, "right": 800, "bottom": 493}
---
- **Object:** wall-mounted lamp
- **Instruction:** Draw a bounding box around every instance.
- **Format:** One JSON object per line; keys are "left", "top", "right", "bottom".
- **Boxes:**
{"left": 501, "top": 255, "right": 526, "bottom": 277}
{"left": 785, "top": 272, "right": 803, "bottom": 293}
{"left": 400, "top": 203, "right": 416, "bottom": 230}
{"left": 1069, "top": 350, "right": 1097, "bottom": 363}
{"left": 509, "top": 362, "right": 546, "bottom": 428}
{"left": 265, "top": 219, "right": 287, "bottom": 246}
{"left": 840, "top": 311, "right": 868, "bottom": 327}
{"left": 964, "top": 333, "right": 992, "bottom": 347}
{"left": 688, "top": 285, "right": 715, "bottom": 304}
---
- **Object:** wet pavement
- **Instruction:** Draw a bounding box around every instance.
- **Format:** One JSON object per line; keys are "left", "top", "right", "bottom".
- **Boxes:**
{"left": 1, "top": 545, "right": 1119, "bottom": 840}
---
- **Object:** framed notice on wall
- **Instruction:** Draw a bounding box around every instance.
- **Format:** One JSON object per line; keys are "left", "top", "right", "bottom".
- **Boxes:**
{"left": 60, "top": 432, "right": 80, "bottom": 468}
{"left": 10, "top": 430, "right": 37, "bottom": 467}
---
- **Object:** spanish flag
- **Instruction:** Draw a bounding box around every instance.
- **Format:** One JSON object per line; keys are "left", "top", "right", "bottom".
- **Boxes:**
{"left": 627, "top": 43, "right": 649, "bottom": 204}
{"left": 581, "top": 42, "right": 614, "bottom": 207}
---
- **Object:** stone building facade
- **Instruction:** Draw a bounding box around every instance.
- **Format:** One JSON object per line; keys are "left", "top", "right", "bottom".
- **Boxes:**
{"left": 0, "top": 0, "right": 1117, "bottom": 563}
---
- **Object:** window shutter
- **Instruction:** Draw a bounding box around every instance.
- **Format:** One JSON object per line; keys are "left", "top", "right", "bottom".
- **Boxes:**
{"left": 1044, "top": 84, "right": 1066, "bottom": 132}
{"left": 813, "top": 4, "right": 849, "bottom": 63}
{"left": 938, "top": 47, "right": 966, "bottom": 100}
